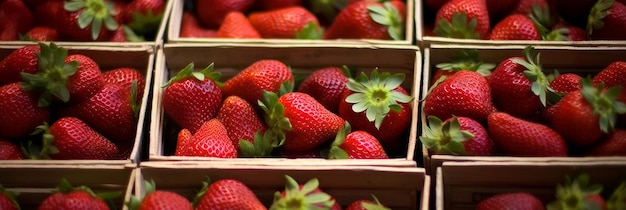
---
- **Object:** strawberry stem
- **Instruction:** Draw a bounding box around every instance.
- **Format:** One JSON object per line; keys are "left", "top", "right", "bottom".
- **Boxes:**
{"left": 367, "top": 2, "right": 404, "bottom": 40}
{"left": 269, "top": 175, "right": 335, "bottom": 210}
{"left": 580, "top": 77, "right": 626, "bottom": 134}
{"left": 587, "top": 0, "right": 614, "bottom": 36}
{"left": 546, "top": 173, "right": 604, "bottom": 210}
{"left": 511, "top": 46, "right": 556, "bottom": 106}
{"left": 419, "top": 116, "right": 474, "bottom": 155}
{"left": 295, "top": 22, "right": 324, "bottom": 40}
{"left": 324, "top": 122, "right": 351, "bottom": 159}
{"left": 65, "top": 0, "right": 119, "bottom": 40}
{"left": 435, "top": 49, "right": 494, "bottom": 77}
{"left": 434, "top": 12, "right": 480, "bottom": 39}
{"left": 162, "top": 63, "right": 220, "bottom": 88}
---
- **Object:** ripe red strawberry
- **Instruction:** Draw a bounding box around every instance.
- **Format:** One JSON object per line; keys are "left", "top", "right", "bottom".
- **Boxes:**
{"left": 326, "top": 123, "right": 389, "bottom": 159}
{"left": 35, "top": 117, "right": 119, "bottom": 160}
{"left": 588, "top": 128, "right": 626, "bottom": 156}
{"left": 0, "top": 0, "right": 34, "bottom": 41}
{"left": 587, "top": 0, "right": 626, "bottom": 40}
{"left": 420, "top": 116, "right": 494, "bottom": 156}
{"left": 38, "top": 179, "right": 118, "bottom": 210}
{"left": 21, "top": 26, "right": 59, "bottom": 41}
{"left": 488, "top": 112, "right": 568, "bottom": 156}
{"left": 0, "top": 45, "right": 40, "bottom": 86}
{"left": 0, "top": 83, "right": 50, "bottom": 139}
{"left": 546, "top": 78, "right": 626, "bottom": 147}
{"left": 433, "top": 0, "right": 490, "bottom": 39}
{"left": 195, "top": 0, "right": 255, "bottom": 28}
{"left": 476, "top": 192, "right": 545, "bottom": 210}
{"left": 346, "top": 195, "right": 390, "bottom": 210}
{"left": 127, "top": 180, "right": 193, "bottom": 210}
{"left": 179, "top": 12, "right": 217, "bottom": 38}
{"left": 58, "top": 0, "right": 119, "bottom": 41}
{"left": 547, "top": 24, "right": 588, "bottom": 41}
{"left": 549, "top": 73, "right": 582, "bottom": 94}
{"left": 338, "top": 69, "right": 413, "bottom": 152}
{"left": 489, "top": 46, "right": 552, "bottom": 118}
{"left": 255, "top": 0, "right": 302, "bottom": 10}
{"left": 0, "top": 140, "right": 24, "bottom": 160}
{"left": 177, "top": 119, "right": 237, "bottom": 158}
{"left": 34, "top": 0, "right": 64, "bottom": 28}
{"left": 430, "top": 49, "right": 495, "bottom": 86}
{"left": 122, "top": 0, "right": 164, "bottom": 24}
{"left": 423, "top": 70, "right": 496, "bottom": 122}
{"left": 162, "top": 63, "right": 222, "bottom": 133}
{"left": 249, "top": 6, "right": 321, "bottom": 39}
{"left": 512, "top": 0, "right": 548, "bottom": 15}
{"left": 195, "top": 179, "right": 266, "bottom": 210}
{"left": 63, "top": 54, "right": 106, "bottom": 103}
{"left": 270, "top": 92, "right": 346, "bottom": 152}
{"left": 547, "top": 173, "right": 605, "bottom": 210}
{"left": 222, "top": 59, "right": 293, "bottom": 107}
{"left": 174, "top": 128, "right": 192, "bottom": 156}
{"left": 215, "top": 11, "right": 261, "bottom": 38}
{"left": 102, "top": 67, "right": 146, "bottom": 93}
{"left": 489, "top": 14, "right": 542, "bottom": 40}
{"left": 324, "top": 0, "right": 405, "bottom": 40}
{"left": 0, "top": 184, "right": 19, "bottom": 210}
{"left": 297, "top": 67, "right": 348, "bottom": 113}
{"left": 593, "top": 61, "right": 626, "bottom": 88}
{"left": 270, "top": 175, "right": 336, "bottom": 209}
{"left": 216, "top": 95, "right": 267, "bottom": 151}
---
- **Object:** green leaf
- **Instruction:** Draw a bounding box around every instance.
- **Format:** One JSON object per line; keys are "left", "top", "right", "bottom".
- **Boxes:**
{"left": 78, "top": 11, "right": 94, "bottom": 29}
{"left": 64, "top": 0, "right": 85, "bottom": 11}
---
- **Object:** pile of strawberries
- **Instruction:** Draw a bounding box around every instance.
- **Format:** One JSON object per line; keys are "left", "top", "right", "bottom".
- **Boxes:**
{"left": 179, "top": 0, "right": 407, "bottom": 40}
{"left": 160, "top": 59, "right": 414, "bottom": 159}
{"left": 420, "top": 46, "right": 626, "bottom": 157}
{"left": 0, "top": 43, "right": 146, "bottom": 160}
{"left": 475, "top": 173, "right": 625, "bottom": 209}
{"left": 0, "top": 0, "right": 165, "bottom": 42}
{"left": 424, "top": 0, "right": 626, "bottom": 41}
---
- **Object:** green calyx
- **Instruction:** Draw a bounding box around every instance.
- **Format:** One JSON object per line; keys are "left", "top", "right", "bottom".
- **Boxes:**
{"left": 192, "top": 178, "right": 212, "bottom": 208}
{"left": 607, "top": 180, "right": 626, "bottom": 210}
{"left": 547, "top": 173, "right": 604, "bottom": 210}
{"left": 65, "top": 0, "right": 119, "bottom": 40}
{"left": 126, "top": 180, "right": 157, "bottom": 210}
{"left": 367, "top": 2, "right": 404, "bottom": 40}
{"left": 128, "top": 10, "right": 163, "bottom": 38}
{"left": 587, "top": 0, "right": 615, "bottom": 36}
{"left": 528, "top": 3, "right": 553, "bottom": 37}
{"left": 345, "top": 68, "right": 413, "bottom": 129}
{"left": 435, "top": 49, "right": 494, "bottom": 77}
{"left": 434, "top": 12, "right": 480, "bottom": 39}
{"left": 295, "top": 21, "right": 324, "bottom": 40}
{"left": 19, "top": 42, "right": 79, "bottom": 107}
{"left": 419, "top": 116, "right": 474, "bottom": 155}
{"left": 269, "top": 175, "right": 334, "bottom": 210}
{"left": 544, "top": 27, "right": 571, "bottom": 41}
{"left": 162, "top": 63, "right": 221, "bottom": 88}
{"left": 362, "top": 194, "right": 390, "bottom": 210}
{"left": 255, "top": 82, "right": 295, "bottom": 156}
{"left": 21, "top": 122, "right": 57, "bottom": 160}
{"left": 0, "top": 184, "right": 20, "bottom": 210}
{"left": 511, "top": 46, "right": 557, "bottom": 106}
{"left": 55, "top": 178, "right": 121, "bottom": 210}
{"left": 323, "top": 122, "right": 351, "bottom": 159}
{"left": 239, "top": 130, "right": 276, "bottom": 157}
{"left": 580, "top": 77, "right": 626, "bottom": 134}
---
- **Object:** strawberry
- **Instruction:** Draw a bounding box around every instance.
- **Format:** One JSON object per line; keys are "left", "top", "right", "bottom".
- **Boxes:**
{"left": 215, "top": 11, "right": 261, "bottom": 38}
{"left": 296, "top": 67, "right": 348, "bottom": 113}
{"left": 176, "top": 119, "right": 237, "bottom": 158}
{"left": 255, "top": 0, "right": 303, "bottom": 10}
{"left": 488, "top": 112, "right": 567, "bottom": 156}
{"left": 122, "top": 0, "right": 165, "bottom": 35}
{"left": 195, "top": 0, "right": 255, "bottom": 28}
{"left": 270, "top": 175, "right": 336, "bottom": 209}
{"left": 489, "top": 46, "right": 553, "bottom": 118}
{"left": 249, "top": 6, "right": 322, "bottom": 39}
{"left": 0, "top": 83, "right": 50, "bottom": 139}
{"left": 216, "top": 95, "right": 267, "bottom": 151}
{"left": 222, "top": 59, "right": 293, "bottom": 107}
{"left": 34, "top": 0, "right": 64, "bottom": 28}
{"left": 476, "top": 192, "right": 544, "bottom": 210}
{"left": 102, "top": 67, "right": 146, "bottom": 93}
{"left": 162, "top": 63, "right": 222, "bottom": 133}
{"left": 268, "top": 91, "right": 346, "bottom": 152}
{"left": 587, "top": 0, "right": 626, "bottom": 40}
{"left": 546, "top": 24, "right": 588, "bottom": 41}
{"left": 346, "top": 195, "right": 390, "bottom": 210}
{"left": 0, "top": 0, "right": 34, "bottom": 41}
{"left": 174, "top": 128, "right": 192, "bottom": 156}
{"left": 109, "top": 25, "right": 146, "bottom": 42}
{"left": 546, "top": 78, "right": 626, "bottom": 147}
{"left": 423, "top": 70, "right": 496, "bottom": 122}
{"left": 593, "top": 61, "right": 626, "bottom": 88}
{"left": 20, "top": 26, "right": 59, "bottom": 41}
{"left": 194, "top": 178, "right": 266, "bottom": 210}
{"left": 324, "top": 0, "right": 405, "bottom": 40}
{"left": 31, "top": 117, "right": 119, "bottom": 160}
{"left": 512, "top": 0, "right": 549, "bottom": 15}
{"left": 433, "top": 0, "right": 490, "bottom": 39}
{"left": 547, "top": 173, "right": 605, "bottom": 210}
{"left": 0, "top": 45, "right": 40, "bottom": 86}
{"left": 588, "top": 128, "right": 626, "bottom": 156}
{"left": 0, "top": 184, "right": 19, "bottom": 210}
{"left": 430, "top": 49, "right": 494, "bottom": 86}
{"left": 179, "top": 12, "right": 217, "bottom": 38}
{"left": 325, "top": 123, "right": 389, "bottom": 159}
{"left": 20, "top": 43, "right": 104, "bottom": 106}
{"left": 338, "top": 69, "right": 413, "bottom": 153}
{"left": 38, "top": 178, "right": 119, "bottom": 210}
{"left": 420, "top": 116, "right": 494, "bottom": 156}
{"left": 0, "top": 140, "right": 24, "bottom": 160}
{"left": 489, "top": 14, "right": 542, "bottom": 40}
{"left": 549, "top": 73, "right": 582, "bottom": 94}
{"left": 126, "top": 180, "right": 193, "bottom": 210}
{"left": 59, "top": 0, "right": 119, "bottom": 41}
